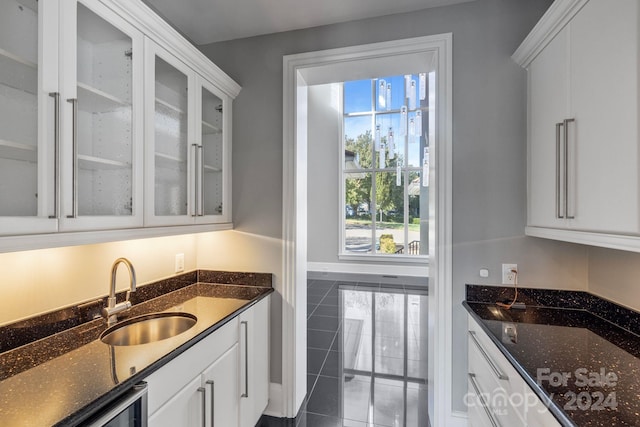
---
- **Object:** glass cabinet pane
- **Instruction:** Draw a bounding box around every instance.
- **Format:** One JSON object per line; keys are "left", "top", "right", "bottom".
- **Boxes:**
{"left": 154, "top": 57, "right": 189, "bottom": 216}
{"left": 0, "top": 0, "right": 38, "bottom": 216}
{"left": 201, "top": 87, "right": 223, "bottom": 216}
{"left": 76, "top": 3, "right": 133, "bottom": 216}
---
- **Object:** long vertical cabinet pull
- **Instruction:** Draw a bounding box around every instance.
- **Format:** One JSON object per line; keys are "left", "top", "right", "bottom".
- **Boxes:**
{"left": 564, "top": 118, "right": 576, "bottom": 219}
{"left": 206, "top": 380, "right": 215, "bottom": 427}
{"left": 468, "top": 373, "right": 502, "bottom": 427}
{"left": 191, "top": 144, "right": 199, "bottom": 217}
{"left": 198, "top": 145, "right": 204, "bottom": 216}
{"left": 49, "top": 93, "right": 61, "bottom": 219}
{"left": 555, "top": 122, "right": 564, "bottom": 219}
{"left": 197, "top": 387, "right": 207, "bottom": 427}
{"left": 241, "top": 320, "right": 249, "bottom": 398}
{"left": 66, "top": 98, "right": 78, "bottom": 218}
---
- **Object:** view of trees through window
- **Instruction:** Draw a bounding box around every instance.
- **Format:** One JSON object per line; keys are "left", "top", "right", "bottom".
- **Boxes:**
{"left": 342, "top": 74, "right": 431, "bottom": 256}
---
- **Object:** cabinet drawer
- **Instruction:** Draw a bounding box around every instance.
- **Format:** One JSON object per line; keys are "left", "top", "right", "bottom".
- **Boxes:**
{"left": 469, "top": 342, "right": 525, "bottom": 426}
{"left": 145, "top": 318, "right": 239, "bottom": 415}
{"left": 467, "top": 374, "right": 497, "bottom": 427}
{"left": 468, "top": 318, "right": 527, "bottom": 421}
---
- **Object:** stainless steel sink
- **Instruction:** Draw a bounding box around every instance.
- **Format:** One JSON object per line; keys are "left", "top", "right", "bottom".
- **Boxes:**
{"left": 100, "top": 312, "right": 197, "bottom": 346}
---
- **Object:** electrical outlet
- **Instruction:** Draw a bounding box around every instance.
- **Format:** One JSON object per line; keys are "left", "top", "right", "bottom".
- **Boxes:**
{"left": 175, "top": 253, "right": 185, "bottom": 273}
{"left": 502, "top": 263, "right": 517, "bottom": 285}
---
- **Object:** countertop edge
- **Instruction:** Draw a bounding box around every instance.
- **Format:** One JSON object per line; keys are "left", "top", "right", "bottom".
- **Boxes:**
{"left": 462, "top": 301, "right": 576, "bottom": 427}
{"left": 57, "top": 288, "right": 274, "bottom": 427}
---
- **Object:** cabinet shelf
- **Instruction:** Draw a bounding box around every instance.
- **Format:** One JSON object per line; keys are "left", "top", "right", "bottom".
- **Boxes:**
{"left": 78, "top": 154, "right": 130, "bottom": 171}
{"left": 202, "top": 120, "right": 221, "bottom": 135}
{"left": 204, "top": 164, "right": 221, "bottom": 173}
{"left": 0, "top": 47, "right": 37, "bottom": 95}
{"left": 77, "top": 82, "right": 129, "bottom": 113}
{"left": 155, "top": 152, "right": 187, "bottom": 170}
{"left": 0, "top": 47, "right": 36, "bottom": 70}
{"left": 0, "top": 139, "right": 36, "bottom": 163}
{"left": 156, "top": 98, "right": 185, "bottom": 115}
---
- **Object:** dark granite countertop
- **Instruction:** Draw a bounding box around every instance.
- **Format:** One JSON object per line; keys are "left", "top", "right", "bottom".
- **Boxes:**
{"left": 0, "top": 270, "right": 273, "bottom": 427}
{"left": 464, "top": 285, "right": 640, "bottom": 427}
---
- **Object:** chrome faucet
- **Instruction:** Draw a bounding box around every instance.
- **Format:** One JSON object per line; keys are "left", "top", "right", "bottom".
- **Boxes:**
{"left": 102, "top": 257, "right": 137, "bottom": 325}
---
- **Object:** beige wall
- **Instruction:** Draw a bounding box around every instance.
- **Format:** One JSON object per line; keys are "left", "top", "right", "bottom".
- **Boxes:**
{"left": 0, "top": 234, "right": 198, "bottom": 325}
{"left": 0, "top": 230, "right": 284, "bottom": 327}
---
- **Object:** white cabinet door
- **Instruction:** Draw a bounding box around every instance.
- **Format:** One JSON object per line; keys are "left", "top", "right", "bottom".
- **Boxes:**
{"left": 526, "top": 0, "right": 640, "bottom": 239}
{"left": 568, "top": 0, "right": 639, "bottom": 233}
{"left": 0, "top": 0, "right": 58, "bottom": 235}
{"left": 239, "top": 298, "right": 270, "bottom": 427}
{"left": 528, "top": 27, "right": 569, "bottom": 229}
{"left": 144, "top": 39, "right": 196, "bottom": 227}
{"left": 195, "top": 76, "right": 232, "bottom": 224}
{"left": 148, "top": 375, "right": 204, "bottom": 427}
{"left": 58, "top": 0, "right": 144, "bottom": 231}
{"left": 202, "top": 343, "right": 240, "bottom": 427}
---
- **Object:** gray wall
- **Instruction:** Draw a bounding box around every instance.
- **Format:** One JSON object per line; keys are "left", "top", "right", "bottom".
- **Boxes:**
{"left": 200, "top": 0, "right": 593, "bottom": 413}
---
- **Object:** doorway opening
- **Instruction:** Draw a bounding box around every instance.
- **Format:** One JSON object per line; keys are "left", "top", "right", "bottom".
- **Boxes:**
{"left": 282, "top": 34, "right": 453, "bottom": 426}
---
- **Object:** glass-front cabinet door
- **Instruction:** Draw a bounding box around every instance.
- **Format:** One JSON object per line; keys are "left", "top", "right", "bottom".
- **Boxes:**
{"left": 196, "top": 77, "right": 230, "bottom": 223}
{"left": 145, "top": 40, "right": 195, "bottom": 226}
{"left": 146, "top": 41, "right": 231, "bottom": 226}
{"left": 58, "top": 0, "right": 144, "bottom": 231}
{"left": 0, "top": 0, "right": 58, "bottom": 235}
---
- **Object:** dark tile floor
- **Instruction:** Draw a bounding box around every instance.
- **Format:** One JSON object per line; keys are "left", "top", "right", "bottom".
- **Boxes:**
{"left": 259, "top": 279, "right": 430, "bottom": 427}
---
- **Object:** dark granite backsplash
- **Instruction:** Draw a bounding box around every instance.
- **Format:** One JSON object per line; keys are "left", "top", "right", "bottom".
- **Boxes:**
{"left": 198, "top": 270, "right": 273, "bottom": 287}
{"left": 466, "top": 284, "right": 640, "bottom": 337}
{"left": 0, "top": 270, "right": 272, "bottom": 354}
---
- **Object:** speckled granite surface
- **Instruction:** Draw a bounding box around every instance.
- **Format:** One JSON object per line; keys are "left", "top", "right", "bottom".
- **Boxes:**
{"left": 465, "top": 285, "right": 640, "bottom": 427}
{"left": 0, "top": 270, "right": 273, "bottom": 427}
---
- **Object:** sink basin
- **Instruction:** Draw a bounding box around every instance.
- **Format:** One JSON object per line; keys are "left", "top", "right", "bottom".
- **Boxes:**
{"left": 101, "top": 312, "right": 197, "bottom": 346}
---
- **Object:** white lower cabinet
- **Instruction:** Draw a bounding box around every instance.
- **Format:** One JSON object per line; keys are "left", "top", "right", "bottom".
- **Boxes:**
{"left": 467, "top": 315, "right": 560, "bottom": 427}
{"left": 239, "top": 297, "right": 270, "bottom": 427}
{"left": 148, "top": 375, "right": 204, "bottom": 427}
{"left": 203, "top": 344, "right": 240, "bottom": 427}
{"left": 145, "top": 319, "right": 240, "bottom": 427}
{"left": 145, "top": 297, "right": 271, "bottom": 427}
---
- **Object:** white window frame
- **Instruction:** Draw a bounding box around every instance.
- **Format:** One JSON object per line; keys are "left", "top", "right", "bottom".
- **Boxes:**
{"left": 339, "top": 77, "right": 428, "bottom": 263}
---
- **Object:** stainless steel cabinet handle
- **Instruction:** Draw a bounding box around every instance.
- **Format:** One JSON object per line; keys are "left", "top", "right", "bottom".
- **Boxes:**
{"left": 67, "top": 98, "right": 78, "bottom": 218}
{"left": 191, "top": 143, "right": 198, "bottom": 217}
{"left": 241, "top": 320, "right": 249, "bottom": 398}
{"left": 468, "top": 331, "right": 508, "bottom": 381}
{"left": 564, "top": 118, "right": 576, "bottom": 219}
{"left": 198, "top": 145, "right": 204, "bottom": 216}
{"left": 49, "top": 92, "right": 60, "bottom": 219}
{"left": 555, "top": 122, "right": 564, "bottom": 219}
{"left": 206, "top": 380, "right": 215, "bottom": 427}
{"left": 197, "top": 386, "right": 206, "bottom": 427}
{"left": 468, "top": 373, "right": 502, "bottom": 427}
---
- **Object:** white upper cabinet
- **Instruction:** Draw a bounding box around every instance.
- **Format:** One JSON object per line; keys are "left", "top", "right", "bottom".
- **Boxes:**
{"left": 528, "top": 27, "right": 569, "bottom": 229}
{"left": 0, "top": 0, "right": 239, "bottom": 247}
{"left": 196, "top": 77, "right": 231, "bottom": 223}
{"left": 0, "top": 0, "right": 58, "bottom": 235}
{"left": 145, "top": 40, "right": 195, "bottom": 226}
{"left": 145, "top": 41, "right": 232, "bottom": 226}
{"left": 59, "top": 0, "right": 144, "bottom": 231}
{"left": 514, "top": 0, "right": 640, "bottom": 250}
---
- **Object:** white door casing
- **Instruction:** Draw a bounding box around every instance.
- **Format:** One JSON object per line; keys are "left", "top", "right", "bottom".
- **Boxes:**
{"left": 281, "top": 34, "right": 454, "bottom": 425}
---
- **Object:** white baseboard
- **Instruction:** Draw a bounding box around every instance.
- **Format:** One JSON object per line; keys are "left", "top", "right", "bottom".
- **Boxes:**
{"left": 308, "top": 261, "right": 428, "bottom": 282}
{"left": 263, "top": 382, "right": 284, "bottom": 418}
{"left": 448, "top": 410, "right": 468, "bottom": 427}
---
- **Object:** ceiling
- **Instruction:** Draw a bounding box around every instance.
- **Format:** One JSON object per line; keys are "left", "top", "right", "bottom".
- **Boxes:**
{"left": 142, "top": 0, "right": 475, "bottom": 45}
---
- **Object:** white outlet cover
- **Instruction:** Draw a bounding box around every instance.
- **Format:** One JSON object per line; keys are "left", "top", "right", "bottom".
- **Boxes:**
{"left": 175, "top": 253, "right": 185, "bottom": 273}
{"left": 501, "top": 263, "right": 517, "bottom": 285}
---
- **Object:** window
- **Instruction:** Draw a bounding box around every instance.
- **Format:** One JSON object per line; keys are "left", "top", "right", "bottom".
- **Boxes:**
{"left": 341, "top": 74, "right": 432, "bottom": 258}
